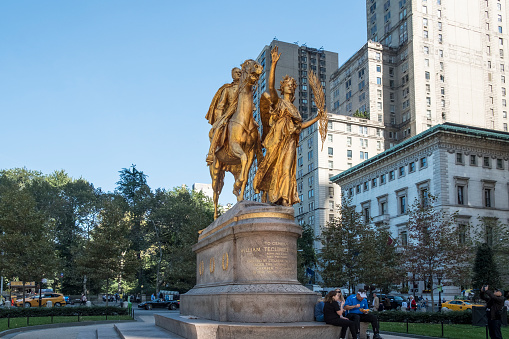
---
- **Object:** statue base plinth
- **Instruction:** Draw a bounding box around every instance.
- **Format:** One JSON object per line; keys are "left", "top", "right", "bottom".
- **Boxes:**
{"left": 179, "top": 201, "right": 317, "bottom": 323}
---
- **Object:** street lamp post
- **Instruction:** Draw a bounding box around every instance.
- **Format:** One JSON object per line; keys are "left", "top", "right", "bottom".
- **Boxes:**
{"left": 437, "top": 272, "right": 443, "bottom": 312}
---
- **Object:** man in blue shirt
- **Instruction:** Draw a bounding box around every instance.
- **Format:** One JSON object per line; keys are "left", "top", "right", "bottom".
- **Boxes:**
{"left": 345, "top": 289, "right": 383, "bottom": 339}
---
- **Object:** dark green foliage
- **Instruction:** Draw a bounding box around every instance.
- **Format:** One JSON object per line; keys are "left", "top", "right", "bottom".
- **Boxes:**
{"left": 373, "top": 310, "right": 473, "bottom": 324}
{"left": 297, "top": 223, "right": 317, "bottom": 284}
{"left": 0, "top": 306, "right": 128, "bottom": 318}
{"left": 352, "top": 110, "right": 370, "bottom": 119}
{"left": 0, "top": 173, "right": 57, "bottom": 287}
{"left": 148, "top": 187, "right": 214, "bottom": 292}
{"left": 318, "top": 198, "right": 401, "bottom": 292}
{"left": 472, "top": 243, "right": 501, "bottom": 289}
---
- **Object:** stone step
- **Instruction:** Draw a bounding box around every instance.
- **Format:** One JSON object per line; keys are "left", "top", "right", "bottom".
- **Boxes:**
{"left": 114, "top": 322, "right": 185, "bottom": 339}
{"left": 96, "top": 325, "right": 121, "bottom": 339}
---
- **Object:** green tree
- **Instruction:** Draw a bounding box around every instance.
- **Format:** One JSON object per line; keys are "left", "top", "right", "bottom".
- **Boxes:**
{"left": 476, "top": 217, "right": 509, "bottom": 288}
{"left": 318, "top": 197, "right": 375, "bottom": 292}
{"left": 148, "top": 187, "right": 214, "bottom": 292}
{"left": 79, "top": 196, "right": 137, "bottom": 305}
{"left": 472, "top": 243, "right": 501, "bottom": 290}
{"left": 116, "top": 165, "right": 153, "bottom": 292}
{"left": 297, "top": 223, "right": 317, "bottom": 285}
{"left": 353, "top": 110, "right": 370, "bottom": 119}
{"left": 0, "top": 179, "right": 56, "bottom": 305}
{"left": 362, "top": 224, "right": 404, "bottom": 293}
{"left": 404, "top": 195, "right": 471, "bottom": 310}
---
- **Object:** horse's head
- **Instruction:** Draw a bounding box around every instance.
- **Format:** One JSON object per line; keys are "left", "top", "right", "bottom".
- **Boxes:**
{"left": 240, "top": 59, "right": 263, "bottom": 86}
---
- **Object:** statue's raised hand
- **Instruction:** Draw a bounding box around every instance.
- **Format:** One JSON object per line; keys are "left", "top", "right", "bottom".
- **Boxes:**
{"left": 271, "top": 46, "right": 281, "bottom": 64}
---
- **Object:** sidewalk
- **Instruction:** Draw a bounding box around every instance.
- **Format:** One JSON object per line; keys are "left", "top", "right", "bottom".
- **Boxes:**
{"left": 0, "top": 311, "right": 435, "bottom": 339}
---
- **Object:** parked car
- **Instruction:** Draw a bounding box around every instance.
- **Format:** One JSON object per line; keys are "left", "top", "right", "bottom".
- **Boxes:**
{"left": 15, "top": 293, "right": 66, "bottom": 307}
{"left": 137, "top": 298, "right": 179, "bottom": 310}
{"left": 379, "top": 294, "right": 403, "bottom": 310}
{"left": 441, "top": 300, "right": 483, "bottom": 311}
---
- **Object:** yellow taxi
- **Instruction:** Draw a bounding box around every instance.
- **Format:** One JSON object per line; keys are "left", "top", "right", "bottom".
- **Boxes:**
{"left": 441, "top": 300, "right": 483, "bottom": 311}
{"left": 15, "top": 293, "right": 66, "bottom": 307}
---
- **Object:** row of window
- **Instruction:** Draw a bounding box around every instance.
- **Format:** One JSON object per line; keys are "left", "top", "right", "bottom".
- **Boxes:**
{"left": 347, "top": 157, "right": 428, "bottom": 197}
{"left": 456, "top": 152, "right": 506, "bottom": 169}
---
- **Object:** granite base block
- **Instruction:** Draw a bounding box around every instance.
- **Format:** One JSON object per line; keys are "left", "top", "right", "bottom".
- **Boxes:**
{"left": 154, "top": 313, "right": 343, "bottom": 339}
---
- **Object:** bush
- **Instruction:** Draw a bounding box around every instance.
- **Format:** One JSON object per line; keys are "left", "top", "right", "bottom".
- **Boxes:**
{"left": 0, "top": 306, "right": 128, "bottom": 319}
{"left": 373, "top": 310, "right": 472, "bottom": 325}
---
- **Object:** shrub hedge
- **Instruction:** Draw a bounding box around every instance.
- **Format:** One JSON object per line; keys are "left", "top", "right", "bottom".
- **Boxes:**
{"left": 373, "top": 310, "right": 472, "bottom": 324}
{"left": 0, "top": 306, "right": 128, "bottom": 319}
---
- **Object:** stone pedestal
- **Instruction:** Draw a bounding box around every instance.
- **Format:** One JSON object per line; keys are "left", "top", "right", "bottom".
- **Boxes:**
{"left": 180, "top": 201, "right": 318, "bottom": 323}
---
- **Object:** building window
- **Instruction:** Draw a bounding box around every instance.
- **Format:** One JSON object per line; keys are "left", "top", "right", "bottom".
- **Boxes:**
{"left": 329, "top": 187, "right": 334, "bottom": 198}
{"left": 400, "top": 230, "right": 408, "bottom": 246}
{"left": 347, "top": 150, "right": 352, "bottom": 159}
{"left": 328, "top": 147, "right": 333, "bottom": 155}
{"left": 455, "top": 177, "right": 469, "bottom": 206}
{"left": 298, "top": 157, "right": 303, "bottom": 166}
{"left": 362, "top": 204, "right": 371, "bottom": 223}
{"left": 356, "top": 185, "right": 361, "bottom": 194}
{"left": 420, "top": 157, "right": 428, "bottom": 168}
{"left": 396, "top": 188, "right": 408, "bottom": 214}
{"left": 399, "top": 166, "right": 405, "bottom": 177}
{"left": 308, "top": 150, "right": 313, "bottom": 160}
{"left": 308, "top": 189, "right": 314, "bottom": 198}
{"left": 372, "top": 178, "right": 378, "bottom": 187}
{"left": 497, "top": 158, "right": 504, "bottom": 169}
{"left": 389, "top": 170, "right": 395, "bottom": 181}
{"left": 483, "top": 156, "right": 491, "bottom": 168}
{"left": 409, "top": 162, "right": 416, "bottom": 173}
{"left": 377, "top": 77, "right": 382, "bottom": 85}
{"left": 308, "top": 176, "right": 314, "bottom": 186}
{"left": 328, "top": 160, "right": 334, "bottom": 169}
{"left": 484, "top": 189, "right": 493, "bottom": 207}
{"left": 457, "top": 186, "right": 465, "bottom": 205}
{"left": 309, "top": 201, "right": 315, "bottom": 211}
{"left": 364, "top": 181, "right": 369, "bottom": 191}
{"left": 380, "top": 174, "right": 386, "bottom": 184}
{"left": 456, "top": 153, "right": 464, "bottom": 164}
{"left": 483, "top": 180, "right": 496, "bottom": 208}
{"left": 470, "top": 155, "right": 477, "bottom": 166}
{"left": 308, "top": 215, "right": 315, "bottom": 225}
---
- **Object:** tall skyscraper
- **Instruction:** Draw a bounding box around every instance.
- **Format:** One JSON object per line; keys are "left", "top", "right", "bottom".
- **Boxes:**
{"left": 332, "top": 0, "right": 509, "bottom": 147}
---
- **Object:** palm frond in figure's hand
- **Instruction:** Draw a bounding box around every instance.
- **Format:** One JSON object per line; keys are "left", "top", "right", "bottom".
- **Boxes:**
{"left": 308, "top": 70, "right": 328, "bottom": 151}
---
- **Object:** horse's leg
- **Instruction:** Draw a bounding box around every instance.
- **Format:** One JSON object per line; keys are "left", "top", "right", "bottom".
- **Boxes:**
{"left": 229, "top": 141, "right": 247, "bottom": 202}
{"left": 210, "top": 158, "right": 224, "bottom": 219}
{"left": 239, "top": 146, "right": 255, "bottom": 200}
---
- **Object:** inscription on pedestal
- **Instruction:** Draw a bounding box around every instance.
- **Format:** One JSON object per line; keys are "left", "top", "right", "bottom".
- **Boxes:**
{"left": 241, "top": 241, "right": 293, "bottom": 276}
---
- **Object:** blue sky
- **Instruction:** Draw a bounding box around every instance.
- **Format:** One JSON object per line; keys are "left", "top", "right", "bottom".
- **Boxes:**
{"left": 0, "top": 0, "right": 367, "bottom": 205}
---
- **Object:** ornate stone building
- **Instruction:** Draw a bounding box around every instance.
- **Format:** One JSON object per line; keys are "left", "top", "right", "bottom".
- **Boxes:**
{"left": 331, "top": 123, "right": 509, "bottom": 293}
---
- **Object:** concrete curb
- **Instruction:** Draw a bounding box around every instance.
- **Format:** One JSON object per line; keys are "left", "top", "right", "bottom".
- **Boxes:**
{"left": 0, "top": 319, "right": 135, "bottom": 338}
{"left": 381, "top": 331, "right": 442, "bottom": 339}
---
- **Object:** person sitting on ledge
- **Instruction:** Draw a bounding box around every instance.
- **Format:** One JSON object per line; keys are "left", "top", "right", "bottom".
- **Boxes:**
{"left": 323, "top": 290, "right": 356, "bottom": 339}
{"left": 345, "top": 289, "right": 383, "bottom": 339}
{"left": 314, "top": 297, "right": 325, "bottom": 322}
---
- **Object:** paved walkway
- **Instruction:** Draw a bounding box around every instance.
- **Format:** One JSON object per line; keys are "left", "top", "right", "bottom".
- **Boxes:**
{"left": 0, "top": 312, "right": 429, "bottom": 339}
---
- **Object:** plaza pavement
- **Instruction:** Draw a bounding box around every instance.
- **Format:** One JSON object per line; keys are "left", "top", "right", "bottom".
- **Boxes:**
{"left": 0, "top": 310, "right": 435, "bottom": 339}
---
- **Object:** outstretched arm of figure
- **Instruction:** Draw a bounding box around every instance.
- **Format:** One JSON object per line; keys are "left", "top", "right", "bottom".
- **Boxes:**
{"left": 269, "top": 46, "right": 281, "bottom": 105}
{"left": 301, "top": 109, "right": 324, "bottom": 129}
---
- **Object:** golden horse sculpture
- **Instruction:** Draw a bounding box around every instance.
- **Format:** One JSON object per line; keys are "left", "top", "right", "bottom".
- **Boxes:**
{"left": 207, "top": 59, "right": 264, "bottom": 219}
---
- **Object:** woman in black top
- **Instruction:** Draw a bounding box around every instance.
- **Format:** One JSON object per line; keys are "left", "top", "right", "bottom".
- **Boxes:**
{"left": 323, "top": 290, "right": 356, "bottom": 339}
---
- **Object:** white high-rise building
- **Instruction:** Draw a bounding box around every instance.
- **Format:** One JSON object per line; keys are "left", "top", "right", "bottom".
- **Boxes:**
{"left": 296, "top": 115, "right": 385, "bottom": 249}
{"left": 333, "top": 0, "right": 509, "bottom": 147}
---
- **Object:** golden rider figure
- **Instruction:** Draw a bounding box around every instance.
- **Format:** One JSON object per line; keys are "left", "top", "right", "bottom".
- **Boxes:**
{"left": 205, "top": 67, "right": 242, "bottom": 165}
